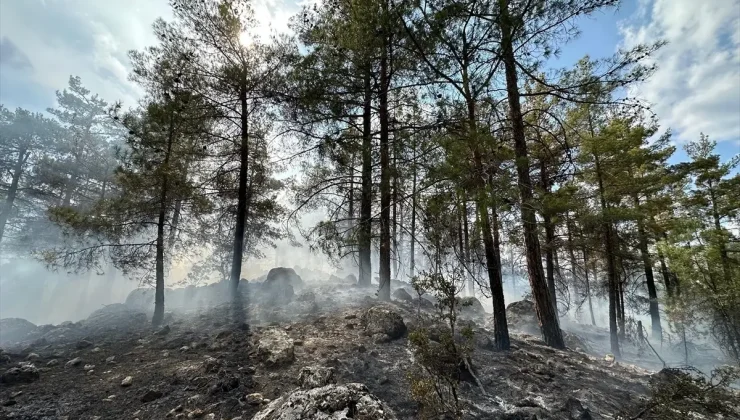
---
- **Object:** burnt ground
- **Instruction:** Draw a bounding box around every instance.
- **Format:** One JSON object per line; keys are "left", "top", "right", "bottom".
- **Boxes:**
{"left": 0, "top": 279, "right": 727, "bottom": 420}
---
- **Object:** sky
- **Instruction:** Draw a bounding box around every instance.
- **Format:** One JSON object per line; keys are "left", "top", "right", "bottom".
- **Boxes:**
{"left": 0, "top": 0, "right": 738, "bottom": 164}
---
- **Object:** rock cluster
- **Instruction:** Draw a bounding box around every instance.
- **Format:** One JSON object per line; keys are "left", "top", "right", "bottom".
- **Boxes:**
{"left": 252, "top": 383, "right": 397, "bottom": 420}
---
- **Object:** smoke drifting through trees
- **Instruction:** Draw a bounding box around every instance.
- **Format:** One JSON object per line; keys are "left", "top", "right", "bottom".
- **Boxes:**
{"left": 0, "top": 0, "right": 738, "bottom": 364}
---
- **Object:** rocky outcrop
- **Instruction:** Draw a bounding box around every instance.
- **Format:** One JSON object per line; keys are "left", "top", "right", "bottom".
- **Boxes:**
{"left": 505, "top": 300, "right": 539, "bottom": 334}
{"left": 298, "top": 366, "right": 336, "bottom": 390}
{"left": 391, "top": 288, "right": 413, "bottom": 302}
{"left": 361, "top": 306, "right": 407, "bottom": 340}
{"left": 257, "top": 328, "right": 295, "bottom": 366}
{"left": 457, "top": 296, "right": 486, "bottom": 317}
{"left": 265, "top": 267, "right": 304, "bottom": 290}
{"left": 0, "top": 318, "right": 38, "bottom": 345}
{"left": 252, "top": 383, "right": 398, "bottom": 420}
{"left": 0, "top": 363, "right": 40, "bottom": 384}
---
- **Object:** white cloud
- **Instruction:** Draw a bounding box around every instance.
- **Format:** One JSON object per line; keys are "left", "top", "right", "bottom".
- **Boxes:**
{"left": 619, "top": 0, "right": 740, "bottom": 144}
{"left": 0, "top": 0, "right": 302, "bottom": 112}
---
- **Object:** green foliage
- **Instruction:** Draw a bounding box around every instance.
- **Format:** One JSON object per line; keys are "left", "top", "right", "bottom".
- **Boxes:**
{"left": 620, "top": 366, "right": 740, "bottom": 419}
{"left": 406, "top": 268, "right": 475, "bottom": 419}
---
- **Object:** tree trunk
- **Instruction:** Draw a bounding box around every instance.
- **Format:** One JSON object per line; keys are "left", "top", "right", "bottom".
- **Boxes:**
{"left": 409, "top": 138, "right": 417, "bottom": 279}
{"left": 0, "top": 148, "right": 27, "bottom": 244}
{"left": 708, "top": 181, "right": 732, "bottom": 286}
{"left": 378, "top": 22, "right": 392, "bottom": 301}
{"left": 633, "top": 196, "right": 662, "bottom": 339}
{"left": 583, "top": 248, "right": 596, "bottom": 326}
{"left": 392, "top": 139, "right": 398, "bottom": 281}
{"left": 153, "top": 110, "right": 177, "bottom": 326}
{"left": 594, "top": 151, "right": 621, "bottom": 356}
{"left": 229, "top": 81, "right": 250, "bottom": 298}
{"left": 498, "top": 0, "right": 564, "bottom": 349}
{"left": 463, "top": 201, "right": 474, "bottom": 296}
{"left": 540, "top": 161, "right": 558, "bottom": 311}
{"left": 359, "top": 69, "right": 373, "bottom": 287}
{"left": 565, "top": 214, "right": 580, "bottom": 317}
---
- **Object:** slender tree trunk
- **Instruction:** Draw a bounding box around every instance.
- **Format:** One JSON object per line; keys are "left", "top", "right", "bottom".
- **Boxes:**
{"left": 540, "top": 160, "right": 558, "bottom": 311}
{"left": 463, "top": 201, "right": 474, "bottom": 296}
{"left": 565, "top": 214, "right": 580, "bottom": 317}
{"left": 618, "top": 267, "right": 626, "bottom": 339}
{"left": 359, "top": 69, "right": 373, "bottom": 287}
{"left": 0, "top": 148, "right": 27, "bottom": 244}
{"left": 708, "top": 182, "right": 732, "bottom": 285}
{"left": 498, "top": 0, "right": 563, "bottom": 349}
{"left": 378, "top": 21, "right": 392, "bottom": 301}
{"left": 409, "top": 138, "right": 417, "bottom": 279}
{"left": 587, "top": 108, "right": 620, "bottom": 355}
{"left": 348, "top": 152, "right": 355, "bottom": 236}
{"left": 229, "top": 81, "right": 250, "bottom": 297}
{"left": 582, "top": 248, "right": 596, "bottom": 326}
{"left": 594, "top": 152, "right": 620, "bottom": 356}
{"left": 153, "top": 110, "right": 177, "bottom": 326}
{"left": 398, "top": 187, "right": 405, "bottom": 280}
{"left": 633, "top": 196, "right": 662, "bottom": 339}
{"left": 392, "top": 140, "right": 398, "bottom": 280}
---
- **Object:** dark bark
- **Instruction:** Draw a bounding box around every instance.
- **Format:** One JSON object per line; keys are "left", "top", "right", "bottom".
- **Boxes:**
{"left": 498, "top": 0, "right": 564, "bottom": 349}
{"left": 409, "top": 137, "right": 417, "bottom": 279}
{"left": 358, "top": 69, "right": 373, "bottom": 287}
{"left": 392, "top": 137, "right": 399, "bottom": 280}
{"left": 633, "top": 196, "right": 662, "bottom": 339}
{"left": 708, "top": 181, "right": 732, "bottom": 285}
{"left": 152, "top": 110, "right": 177, "bottom": 326}
{"left": 586, "top": 106, "right": 620, "bottom": 355}
{"left": 463, "top": 201, "right": 474, "bottom": 296}
{"left": 378, "top": 21, "right": 391, "bottom": 301}
{"left": 540, "top": 160, "right": 558, "bottom": 311}
{"left": 0, "top": 148, "right": 27, "bottom": 244}
{"left": 229, "top": 81, "right": 250, "bottom": 297}
{"left": 583, "top": 248, "right": 597, "bottom": 326}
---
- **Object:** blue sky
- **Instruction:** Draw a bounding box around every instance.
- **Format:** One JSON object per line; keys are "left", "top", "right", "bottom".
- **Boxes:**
{"left": 0, "top": 0, "right": 738, "bottom": 164}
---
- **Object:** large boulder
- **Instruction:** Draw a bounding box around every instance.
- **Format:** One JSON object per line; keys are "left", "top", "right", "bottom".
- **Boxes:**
{"left": 0, "top": 363, "right": 40, "bottom": 385}
{"left": 0, "top": 318, "right": 38, "bottom": 345}
{"left": 298, "top": 366, "right": 336, "bottom": 390}
{"left": 506, "top": 300, "right": 539, "bottom": 333}
{"left": 125, "top": 288, "right": 155, "bottom": 311}
{"left": 257, "top": 328, "right": 295, "bottom": 366}
{"left": 261, "top": 268, "right": 303, "bottom": 305}
{"left": 252, "top": 383, "right": 397, "bottom": 420}
{"left": 83, "top": 304, "right": 147, "bottom": 331}
{"left": 457, "top": 296, "right": 486, "bottom": 317}
{"left": 266, "top": 267, "right": 304, "bottom": 290}
{"left": 391, "top": 288, "right": 413, "bottom": 303}
{"left": 361, "top": 306, "right": 407, "bottom": 340}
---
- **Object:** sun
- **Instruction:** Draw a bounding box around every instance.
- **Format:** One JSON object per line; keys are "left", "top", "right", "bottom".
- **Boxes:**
{"left": 239, "top": 31, "right": 252, "bottom": 47}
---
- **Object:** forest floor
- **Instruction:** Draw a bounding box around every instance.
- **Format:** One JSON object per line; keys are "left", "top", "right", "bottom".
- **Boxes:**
{"left": 0, "top": 275, "right": 734, "bottom": 419}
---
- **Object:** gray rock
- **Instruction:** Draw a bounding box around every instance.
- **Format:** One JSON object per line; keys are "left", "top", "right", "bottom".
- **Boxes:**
{"left": 361, "top": 306, "right": 407, "bottom": 340}
{"left": 257, "top": 329, "right": 295, "bottom": 366}
{"left": 457, "top": 296, "right": 486, "bottom": 317}
{"left": 0, "top": 364, "right": 40, "bottom": 384}
{"left": 252, "top": 383, "right": 397, "bottom": 420}
{"left": 65, "top": 357, "right": 82, "bottom": 368}
{"left": 76, "top": 340, "right": 93, "bottom": 350}
{"left": 155, "top": 325, "right": 171, "bottom": 336}
{"left": 121, "top": 376, "right": 133, "bottom": 387}
{"left": 125, "top": 288, "right": 155, "bottom": 311}
{"left": 141, "top": 389, "right": 163, "bottom": 402}
{"left": 265, "top": 267, "right": 304, "bottom": 290}
{"left": 246, "top": 393, "right": 265, "bottom": 405}
{"left": 563, "top": 397, "right": 593, "bottom": 420}
{"left": 298, "top": 366, "right": 336, "bottom": 389}
{"left": 0, "top": 318, "right": 38, "bottom": 345}
{"left": 391, "top": 288, "right": 413, "bottom": 302}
